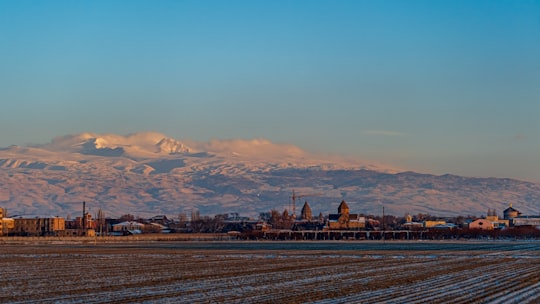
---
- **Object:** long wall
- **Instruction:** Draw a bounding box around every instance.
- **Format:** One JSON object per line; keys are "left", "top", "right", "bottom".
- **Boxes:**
{"left": 0, "top": 233, "right": 233, "bottom": 244}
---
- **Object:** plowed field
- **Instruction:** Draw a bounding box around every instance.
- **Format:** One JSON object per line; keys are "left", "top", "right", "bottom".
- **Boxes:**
{"left": 1, "top": 241, "right": 538, "bottom": 303}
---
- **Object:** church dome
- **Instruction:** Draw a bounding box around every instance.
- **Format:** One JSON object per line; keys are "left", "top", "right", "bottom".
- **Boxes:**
{"left": 338, "top": 200, "right": 350, "bottom": 214}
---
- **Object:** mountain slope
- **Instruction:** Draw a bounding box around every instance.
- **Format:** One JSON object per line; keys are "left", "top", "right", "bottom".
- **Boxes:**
{"left": 0, "top": 132, "right": 538, "bottom": 219}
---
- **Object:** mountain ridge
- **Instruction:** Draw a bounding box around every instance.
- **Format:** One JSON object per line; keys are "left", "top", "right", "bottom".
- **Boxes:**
{"left": 0, "top": 132, "right": 538, "bottom": 219}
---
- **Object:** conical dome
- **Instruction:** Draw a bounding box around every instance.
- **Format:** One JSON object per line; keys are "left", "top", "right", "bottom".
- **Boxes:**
{"left": 338, "top": 200, "right": 350, "bottom": 215}
{"left": 300, "top": 201, "right": 313, "bottom": 220}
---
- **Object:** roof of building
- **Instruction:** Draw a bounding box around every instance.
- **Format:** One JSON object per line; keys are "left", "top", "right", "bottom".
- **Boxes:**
{"left": 338, "top": 200, "right": 349, "bottom": 213}
{"left": 150, "top": 215, "right": 168, "bottom": 220}
{"left": 300, "top": 202, "right": 312, "bottom": 213}
{"left": 349, "top": 214, "right": 363, "bottom": 221}
{"left": 113, "top": 221, "right": 144, "bottom": 226}
{"left": 149, "top": 222, "right": 167, "bottom": 229}
{"left": 403, "top": 222, "right": 423, "bottom": 226}
{"left": 328, "top": 214, "right": 340, "bottom": 221}
{"left": 470, "top": 219, "right": 495, "bottom": 225}
{"left": 328, "top": 213, "right": 364, "bottom": 222}
{"left": 11, "top": 215, "right": 64, "bottom": 219}
{"left": 503, "top": 203, "right": 519, "bottom": 213}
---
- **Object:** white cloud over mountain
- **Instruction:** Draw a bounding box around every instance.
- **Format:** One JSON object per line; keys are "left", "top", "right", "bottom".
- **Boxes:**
{"left": 40, "top": 132, "right": 190, "bottom": 157}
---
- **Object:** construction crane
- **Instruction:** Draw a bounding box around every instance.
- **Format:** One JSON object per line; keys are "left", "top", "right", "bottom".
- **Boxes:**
{"left": 289, "top": 190, "right": 323, "bottom": 218}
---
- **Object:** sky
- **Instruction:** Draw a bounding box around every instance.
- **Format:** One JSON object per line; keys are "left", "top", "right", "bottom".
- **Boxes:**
{"left": 1, "top": 1, "right": 539, "bottom": 181}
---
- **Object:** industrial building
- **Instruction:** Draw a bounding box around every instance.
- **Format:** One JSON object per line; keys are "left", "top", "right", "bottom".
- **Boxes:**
{"left": 11, "top": 216, "right": 65, "bottom": 236}
{"left": 0, "top": 207, "right": 15, "bottom": 236}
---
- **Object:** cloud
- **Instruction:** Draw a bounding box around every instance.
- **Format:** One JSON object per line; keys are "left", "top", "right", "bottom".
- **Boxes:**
{"left": 363, "top": 130, "right": 406, "bottom": 137}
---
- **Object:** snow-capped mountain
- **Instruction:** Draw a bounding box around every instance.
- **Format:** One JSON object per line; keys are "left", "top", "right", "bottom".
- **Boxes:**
{"left": 0, "top": 132, "right": 539, "bottom": 219}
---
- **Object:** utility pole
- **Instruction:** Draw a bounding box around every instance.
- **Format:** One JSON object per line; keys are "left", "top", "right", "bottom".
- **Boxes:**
{"left": 82, "top": 201, "right": 86, "bottom": 236}
{"left": 382, "top": 206, "right": 385, "bottom": 231}
{"left": 382, "top": 205, "right": 386, "bottom": 244}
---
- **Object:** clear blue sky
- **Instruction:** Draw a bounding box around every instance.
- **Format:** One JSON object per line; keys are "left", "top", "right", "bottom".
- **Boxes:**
{"left": 1, "top": 1, "right": 539, "bottom": 181}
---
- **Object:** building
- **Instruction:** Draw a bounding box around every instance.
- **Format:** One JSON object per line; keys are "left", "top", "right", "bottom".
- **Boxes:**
{"left": 468, "top": 219, "right": 495, "bottom": 230}
{"left": 12, "top": 216, "right": 65, "bottom": 236}
{"left": 0, "top": 208, "right": 15, "bottom": 236}
{"left": 479, "top": 205, "right": 537, "bottom": 229}
{"left": 66, "top": 213, "right": 97, "bottom": 230}
{"left": 112, "top": 221, "right": 145, "bottom": 234}
{"left": 0, "top": 207, "right": 4, "bottom": 236}
{"left": 148, "top": 215, "right": 170, "bottom": 225}
{"left": 485, "top": 208, "right": 509, "bottom": 228}
{"left": 402, "top": 214, "right": 423, "bottom": 230}
{"left": 512, "top": 216, "right": 540, "bottom": 227}
{"left": 402, "top": 221, "right": 423, "bottom": 230}
{"left": 327, "top": 200, "right": 365, "bottom": 230}
{"left": 503, "top": 204, "right": 521, "bottom": 222}
{"left": 64, "top": 213, "right": 97, "bottom": 236}
{"left": 423, "top": 220, "right": 447, "bottom": 228}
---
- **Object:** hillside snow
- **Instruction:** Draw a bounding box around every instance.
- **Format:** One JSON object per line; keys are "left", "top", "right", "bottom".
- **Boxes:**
{"left": 0, "top": 132, "right": 538, "bottom": 219}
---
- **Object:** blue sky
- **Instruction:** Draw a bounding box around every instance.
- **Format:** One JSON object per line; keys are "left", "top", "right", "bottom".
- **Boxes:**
{"left": 1, "top": 1, "right": 539, "bottom": 181}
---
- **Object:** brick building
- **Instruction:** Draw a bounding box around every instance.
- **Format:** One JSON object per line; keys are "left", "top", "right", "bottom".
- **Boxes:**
{"left": 12, "top": 217, "right": 65, "bottom": 236}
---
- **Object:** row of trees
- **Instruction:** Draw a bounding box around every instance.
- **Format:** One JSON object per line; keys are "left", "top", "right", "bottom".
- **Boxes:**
{"left": 112, "top": 210, "right": 539, "bottom": 239}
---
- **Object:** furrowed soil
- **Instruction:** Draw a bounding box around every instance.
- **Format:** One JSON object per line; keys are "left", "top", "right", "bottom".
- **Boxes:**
{"left": 0, "top": 241, "right": 539, "bottom": 303}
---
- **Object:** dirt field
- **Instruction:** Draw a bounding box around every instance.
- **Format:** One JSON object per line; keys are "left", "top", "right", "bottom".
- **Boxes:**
{"left": 0, "top": 241, "right": 538, "bottom": 303}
